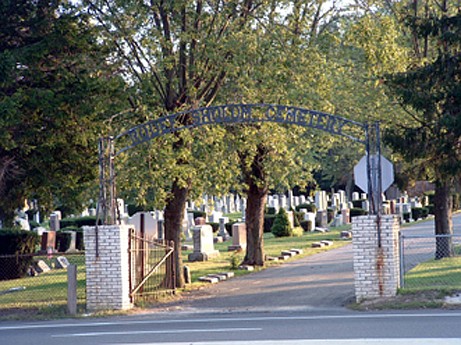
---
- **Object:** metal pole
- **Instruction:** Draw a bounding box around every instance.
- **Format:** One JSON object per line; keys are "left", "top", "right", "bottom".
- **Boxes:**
{"left": 365, "top": 124, "right": 374, "bottom": 215}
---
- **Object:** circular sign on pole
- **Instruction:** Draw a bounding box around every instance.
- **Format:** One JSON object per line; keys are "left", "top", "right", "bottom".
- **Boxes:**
{"left": 354, "top": 154, "right": 394, "bottom": 193}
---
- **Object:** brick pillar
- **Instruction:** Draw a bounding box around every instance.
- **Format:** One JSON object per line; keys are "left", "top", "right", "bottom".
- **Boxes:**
{"left": 352, "top": 215, "right": 400, "bottom": 302}
{"left": 83, "top": 225, "right": 133, "bottom": 311}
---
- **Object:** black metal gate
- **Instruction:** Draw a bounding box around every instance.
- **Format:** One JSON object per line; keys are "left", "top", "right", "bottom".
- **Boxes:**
{"left": 129, "top": 228, "right": 175, "bottom": 303}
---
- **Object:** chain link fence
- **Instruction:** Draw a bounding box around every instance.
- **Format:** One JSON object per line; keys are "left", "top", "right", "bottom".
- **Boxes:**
{"left": 0, "top": 252, "right": 85, "bottom": 313}
{"left": 400, "top": 234, "right": 461, "bottom": 290}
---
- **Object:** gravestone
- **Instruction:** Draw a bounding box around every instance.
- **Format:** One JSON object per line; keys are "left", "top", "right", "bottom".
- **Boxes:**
{"left": 315, "top": 191, "right": 327, "bottom": 211}
{"left": 218, "top": 217, "right": 229, "bottom": 240}
{"left": 36, "top": 260, "right": 51, "bottom": 273}
{"left": 41, "top": 231, "right": 56, "bottom": 252}
{"left": 195, "top": 217, "right": 206, "bottom": 225}
{"left": 56, "top": 256, "right": 70, "bottom": 269}
{"left": 228, "top": 223, "right": 247, "bottom": 251}
{"left": 63, "top": 231, "right": 77, "bottom": 252}
{"left": 128, "top": 212, "right": 158, "bottom": 240}
{"left": 352, "top": 192, "right": 360, "bottom": 201}
{"left": 49, "top": 213, "right": 60, "bottom": 231}
{"left": 341, "top": 208, "right": 350, "bottom": 224}
{"left": 304, "top": 212, "right": 316, "bottom": 231}
{"left": 316, "top": 210, "right": 328, "bottom": 228}
{"left": 188, "top": 225, "right": 220, "bottom": 262}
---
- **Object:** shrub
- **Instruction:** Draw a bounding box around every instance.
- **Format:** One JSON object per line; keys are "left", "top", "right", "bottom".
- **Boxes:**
{"left": 271, "top": 208, "right": 293, "bottom": 238}
{"left": 265, "top": 207, "right": 276, "bottom": 215}
{"left": 352, "top": 199, "right": 366, "bottom": 208}
{"left": 189, "top": 210, "right": 207, "bottom": 219}
{"left": 292, "top": 211, "right": 303, "bottom": 227}
{"left": 295, "top": 203, "right": 316, "bottom": 212}
{"left": 300, "top": 220, "right": 313, "bottom": 232}
{"left": 411, "top": 207, "right": 429, "bottom": 221}
{"left": 60, "top": 216, "right": 100, "bottom": 229}
{"left": 0, "top": 229, "right": 40, "bottom": 280}
{"left": 427, "top": 204, "right": 435, "bottom": 215}
{"left": 225, "top": 221, "right": 237, "bottom": 235}
{"left": 350, "top": 208, "right": 368, "bottom": 218}
{"left": 207, "top": 222, "right": 219, "bottom": 233}
{"left": 403, "top": 212, "right": 411, "bottom": 222}
{"left": 263, "top": 214, "right": 277, "bottom": 233}
{"left": 292, "top": 226, "right": 303, "bottom": 237}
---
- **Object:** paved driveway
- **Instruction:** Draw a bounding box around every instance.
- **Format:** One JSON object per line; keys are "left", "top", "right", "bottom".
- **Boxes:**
{"left": 156, "top": 244, "right": 355, "bottom": 313}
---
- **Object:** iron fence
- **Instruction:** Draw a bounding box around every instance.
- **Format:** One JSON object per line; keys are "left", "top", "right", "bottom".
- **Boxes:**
{"left": 400, "top": 233, "right": 461, "bottom": 290}
{"left": 0, "top": 252, "right": 85, "bottom": 312}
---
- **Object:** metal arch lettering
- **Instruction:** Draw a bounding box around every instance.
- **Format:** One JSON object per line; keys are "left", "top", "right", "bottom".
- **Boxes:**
{"left": 114, "top": 104, "right": 367, "bottom": 156}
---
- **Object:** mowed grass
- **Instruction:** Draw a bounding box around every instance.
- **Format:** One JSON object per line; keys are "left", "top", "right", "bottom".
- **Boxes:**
{"left": 403, "top": 256, "right": 461, "bottom": 291}
{"left": 0, "top": 254, "right": 86, "bottom": 313}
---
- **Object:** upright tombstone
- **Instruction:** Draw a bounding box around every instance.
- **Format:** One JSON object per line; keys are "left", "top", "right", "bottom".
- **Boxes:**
{"left": 127, "top": 212, "right": 158, "bottom": 240}
{"left": 304, "top": 212, "right": 316, "bottom": 231}
{"left": 41, "top": 231, "right": 56, "bottom": 252}
{"left": 228, "top": 223, "right": 247, "bottom": 251}
{"left": 316, "top": 210, "right": 328, "bottom": 228}
{"left": 49, "top": 213, "right": 60, "bottom": 231}
{"left": 341, "top": 208, "right": 350, "bottom": 224}
{"left": 218, "top": 217, "right": 229, "bottom": 240}
{"left": 352, "top": 192, "right": 360, "bottom": 201}
{"left": 188, "top": 225, "right": 220, "bottom": 262}
{"left": 315, "top": 191, "right": 327, "bottom": 211}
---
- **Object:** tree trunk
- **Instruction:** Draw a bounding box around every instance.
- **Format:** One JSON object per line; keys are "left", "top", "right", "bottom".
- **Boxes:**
{"left": 241, "top": 143, "right": 269, "bottom": 267}
{"left": 434, "top": 181, "right": 454, "bottom": 259}
{"left": 163, "top": 179, "right": 189, "bottom": 288}
{"left": 243, "top": 178, "right": 268, "bottom": 266}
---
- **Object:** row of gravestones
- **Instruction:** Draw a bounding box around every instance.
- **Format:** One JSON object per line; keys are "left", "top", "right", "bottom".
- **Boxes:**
{"left": 29, "top": 256, "right": 71, "bottom": 276}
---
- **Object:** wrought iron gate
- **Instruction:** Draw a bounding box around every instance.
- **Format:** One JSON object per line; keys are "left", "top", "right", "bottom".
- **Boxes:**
{"left": 129, "top": 228, "right": 175, "bottom": 303}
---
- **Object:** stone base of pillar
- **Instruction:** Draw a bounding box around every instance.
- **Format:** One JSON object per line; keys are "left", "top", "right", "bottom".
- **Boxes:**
{"left": 352, "top": 215, "right": 400, "bottom": 302}
{"left": 83, "top": 225, "right": 133, "bottom": 311}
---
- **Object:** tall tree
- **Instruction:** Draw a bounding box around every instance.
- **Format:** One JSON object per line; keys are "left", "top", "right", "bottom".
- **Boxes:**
{"left": 383, "top": 0, "right": 461, "bottom": 258}
{"left": 86, "top": 0, "right": 269, "bottom": 287}
{"left": 0, "top": 0, "right": 125, "bottom": 225}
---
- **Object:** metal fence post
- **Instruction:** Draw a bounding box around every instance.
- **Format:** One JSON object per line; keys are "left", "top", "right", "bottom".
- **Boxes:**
{"left": 399, "top": 232, "right": 405, "bottom": 288}
{"left": 67, "top": 264, "right": 77, "bottom": 315}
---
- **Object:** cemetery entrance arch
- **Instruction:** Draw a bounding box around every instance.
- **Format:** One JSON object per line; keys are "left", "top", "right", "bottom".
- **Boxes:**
{"left": 98, "top": 103, "right": 383, "bottom": 227}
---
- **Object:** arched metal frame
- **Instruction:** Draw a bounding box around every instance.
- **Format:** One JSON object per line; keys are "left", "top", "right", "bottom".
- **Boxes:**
{"left": 97, "top": 104, "right": 382, "bottom": 242}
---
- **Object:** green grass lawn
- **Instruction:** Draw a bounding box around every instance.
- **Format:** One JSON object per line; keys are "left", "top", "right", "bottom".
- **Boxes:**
{"left": 403, "top": 256, "right": 461, "bottom": 291}
{"left": 0, "top": 254, "right": 86, "bottom": 313}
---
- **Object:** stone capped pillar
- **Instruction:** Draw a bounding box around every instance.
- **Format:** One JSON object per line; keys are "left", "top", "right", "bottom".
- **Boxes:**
{"left": 352, "top": 215, "right": 400, "bottom": 302}
{"left": 83, "top": 225, "right": 133, "bottom": 311}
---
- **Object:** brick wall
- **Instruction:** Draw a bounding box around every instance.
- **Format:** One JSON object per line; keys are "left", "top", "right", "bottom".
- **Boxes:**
{"left": 83, "top": 225, "right": 133, "bottom": 311}
{"left": 352, "top": 215, "right": 400, "bottom": 302}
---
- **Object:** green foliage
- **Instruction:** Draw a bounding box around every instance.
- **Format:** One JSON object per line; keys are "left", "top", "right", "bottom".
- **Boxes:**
{"left": 207, "top": 222, "right": 219, "bottom": 233}
{"left": 263, "top": 214, "right": 277, "bottom": 233}
{"left": 411, "top": 207, "right": 429, "bottom": 221}
{"left": 189, "top": 210, "right": 207, "bottom": 220}
{"left": 0, "top": 0, "right": 127, "bottom": 224}
{"left": 271, "top": 208, "right": 293, "bottom": 238}
{"left": 60, "top": 216, "right": 99, "bottom": 229}
{"left": 296, "top": 204, "right": 316, "bottom": 213}
{"left": 300, "top": 220, "right": 313, "bottom": 232}
{"left": 350, "top": 208, "right": 368, "bottom": 218}
{"left": 265, "top": 207, "right": 277, "bottom": 215}
{"left": 0, "top": 229, "right": 39, "bottom": 280}
{"left": 292, "top": 226, "right": 304, "bottom": 237}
